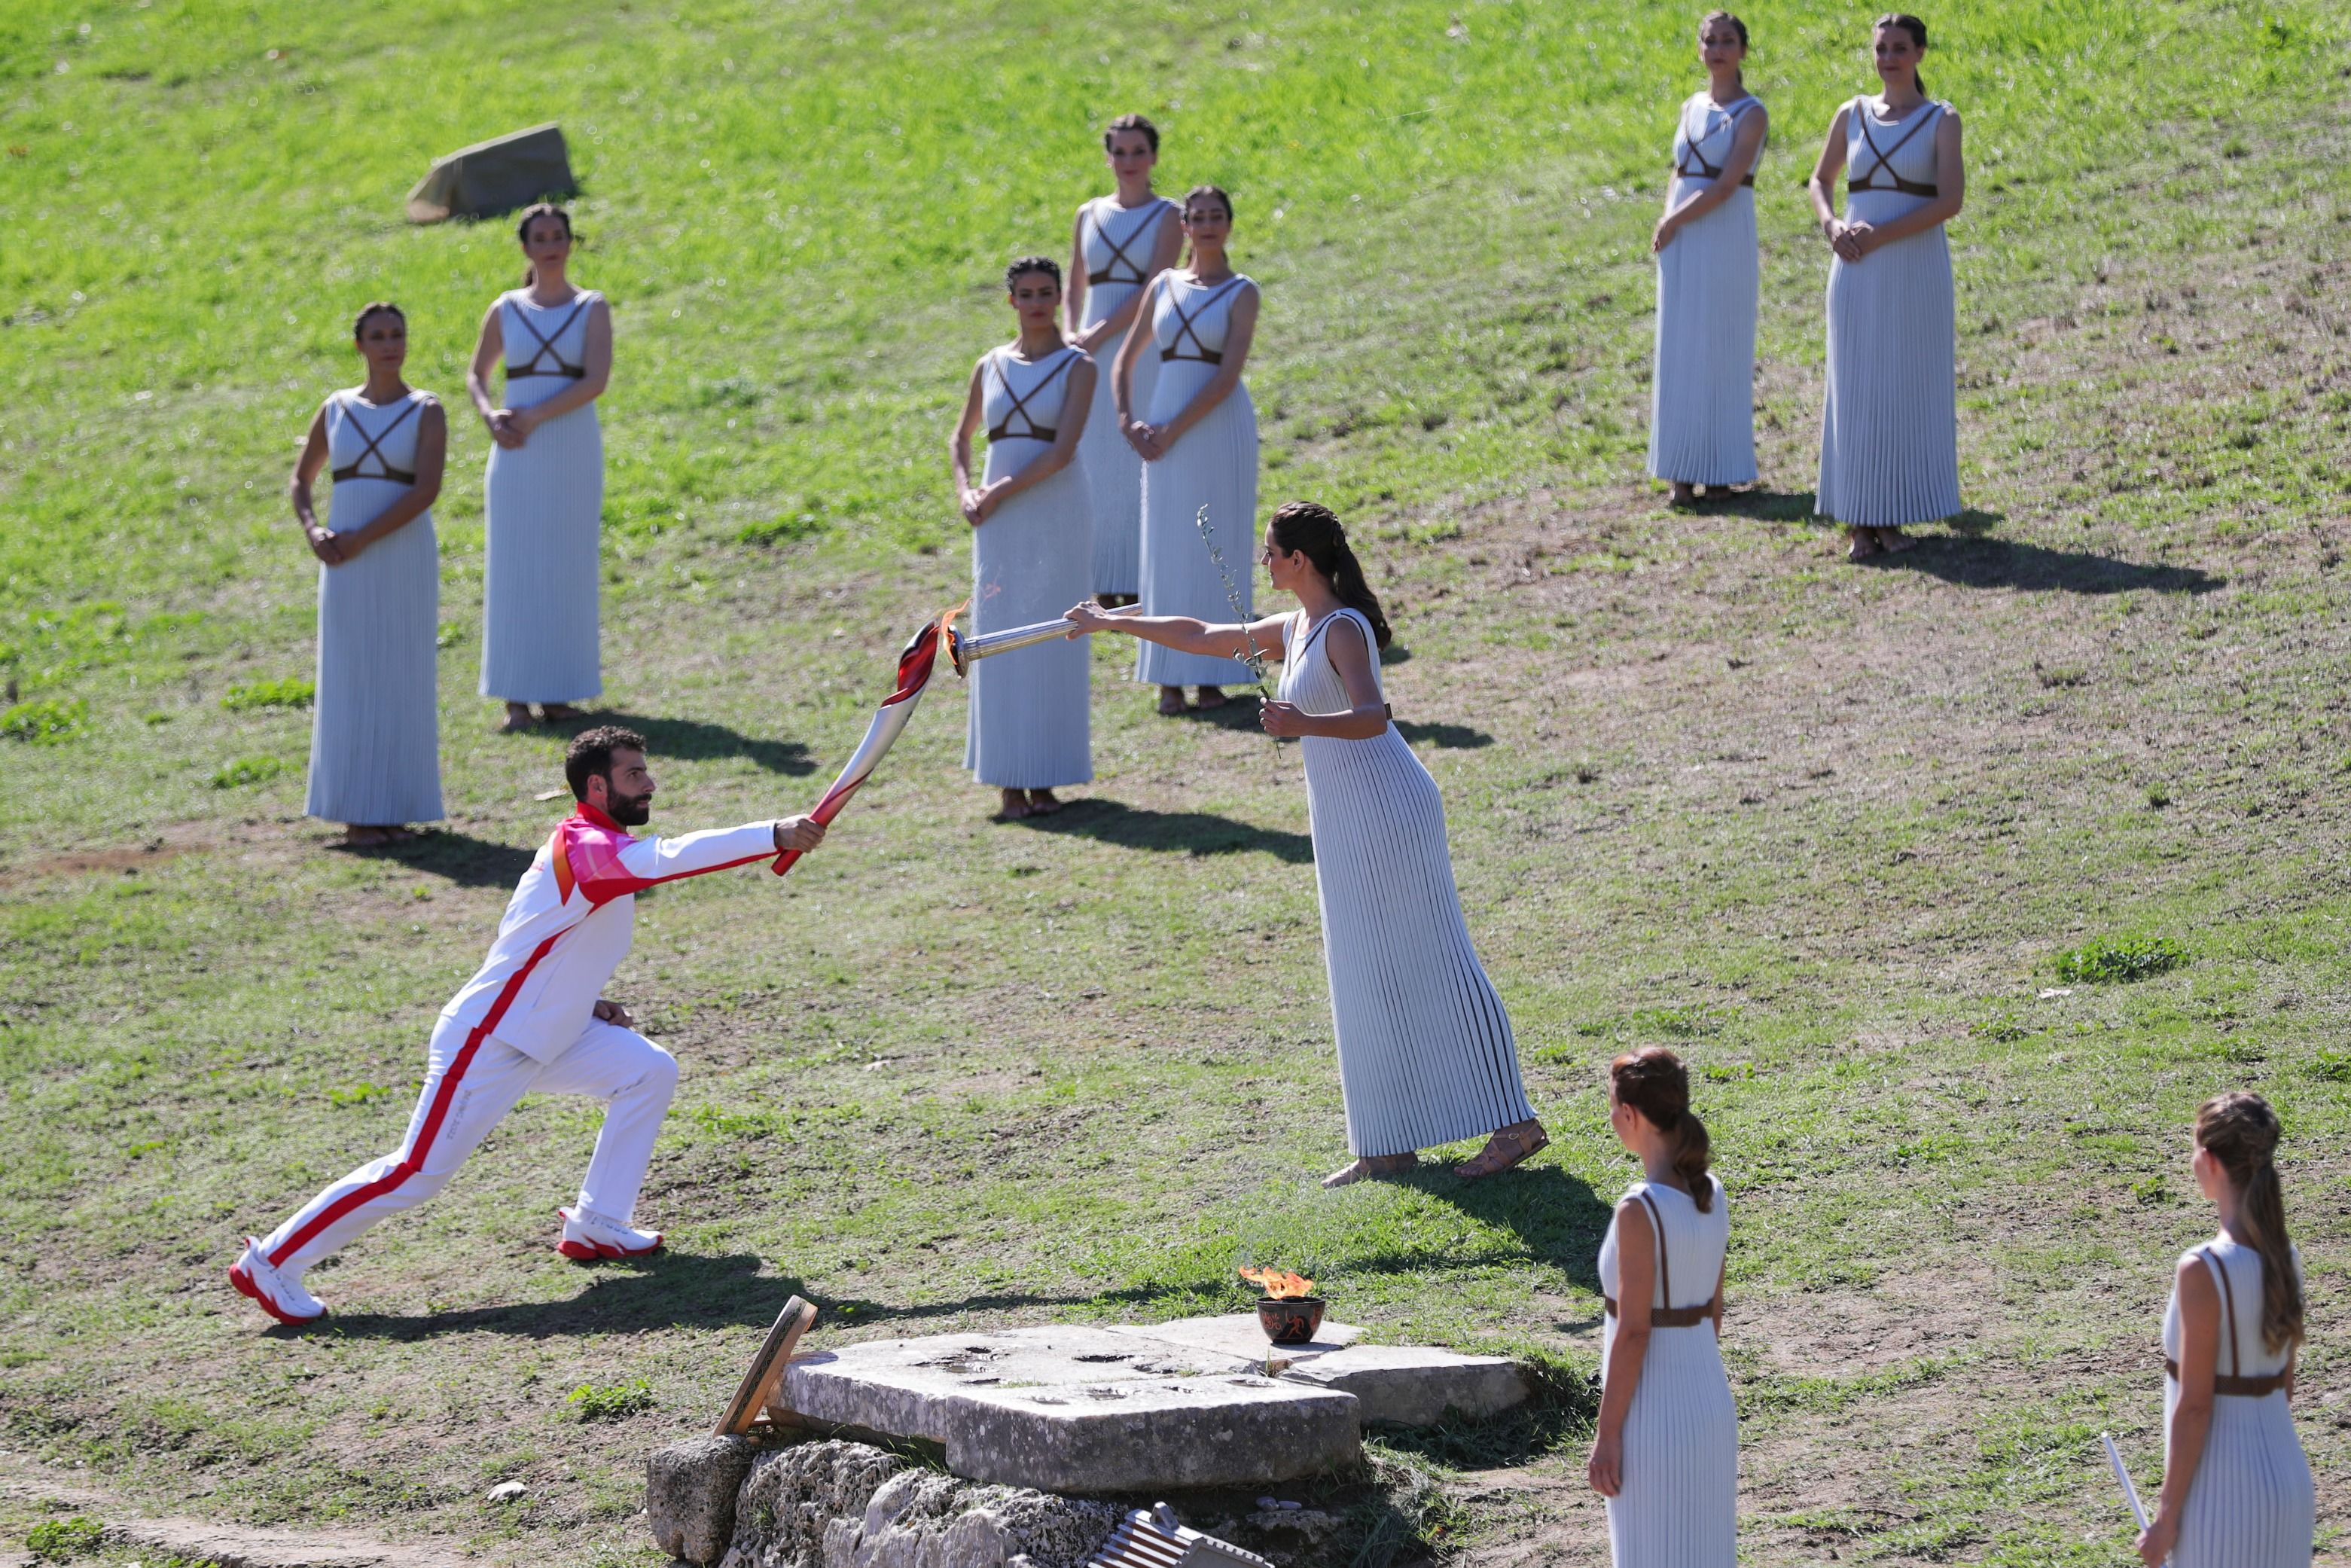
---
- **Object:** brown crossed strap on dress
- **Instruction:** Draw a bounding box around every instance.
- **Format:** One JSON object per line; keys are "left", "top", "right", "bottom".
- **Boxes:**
{"left": 505, "top": 294, "right": 592, "bottom": 380}
{"left": 1160, "top": 276, "right": 1246, "bottom": 366}
{"left": 1084, "top": 199, "right": 1172, "bottom": 287}
{"left": 984, "top": 347, "right": 1078, "bottom": 443}
{"left": 1674, "top": 96, "right": 1758, "bottom": 188}
{"left": 329, "top": 395, "right": 421, "bottom": 485}
{"left": 1846, "top": 100, "right": 1940, "bottom": 197}
{"left": 1603, "top": 1188, "right": 1721, "bottom": 1328}
{"left": 2166, "top": 1246, "right": 2290, "bottom": 1397}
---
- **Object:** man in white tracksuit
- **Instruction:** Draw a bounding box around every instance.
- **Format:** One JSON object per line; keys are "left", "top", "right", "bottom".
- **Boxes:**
{"left": 231, "top": 725, "right": 826, "bottom": 1325}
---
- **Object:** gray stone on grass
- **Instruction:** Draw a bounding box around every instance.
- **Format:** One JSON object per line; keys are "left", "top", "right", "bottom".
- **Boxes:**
{"left": 1276, "top": 1344, "right": 1531, "bottom": 1427}
{"left": 783, "top": 1328, "right": 1362, "bottom": 1493}
{"left": 404, "top": 123, "right": 575, "bottom": 223}
{"left": 649, "top": 1435, "right": 761, "bottom": 1565}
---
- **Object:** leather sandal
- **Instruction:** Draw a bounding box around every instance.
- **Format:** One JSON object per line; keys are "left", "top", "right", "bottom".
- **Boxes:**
{"left": 1454, "top": 1120, "right": 1550, "bottom": 1181}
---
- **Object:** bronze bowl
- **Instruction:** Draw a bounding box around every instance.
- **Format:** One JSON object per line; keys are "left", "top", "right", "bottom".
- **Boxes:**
{"left": 1255, "top": 1295, "right": 1327, "bottom": 1345}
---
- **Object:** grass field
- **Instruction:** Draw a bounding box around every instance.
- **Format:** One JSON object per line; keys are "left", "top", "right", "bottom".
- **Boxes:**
{"left": 4, "top": 0, "right": 2350, "bottom": 1563}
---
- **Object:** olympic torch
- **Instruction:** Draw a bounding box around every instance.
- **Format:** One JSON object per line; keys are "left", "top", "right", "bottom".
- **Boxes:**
{"left": 770, "top": 600, "right": 1139, "bottom": 877}
{"left": 770, "top": 604, "right": 960, "bottom": 877}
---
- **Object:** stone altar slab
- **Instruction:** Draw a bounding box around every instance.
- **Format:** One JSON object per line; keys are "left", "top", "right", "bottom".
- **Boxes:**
{"left": 782, "top": 1325, "right": 1361, "bottom": 1493}
{"left": 775, "top": 1317, "right": 1530, "bottom": 1493}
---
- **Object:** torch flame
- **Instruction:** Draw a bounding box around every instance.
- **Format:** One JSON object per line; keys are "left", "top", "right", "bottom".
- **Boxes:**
{"left": 1240, "top": 1266, "right": 1316, "bottom": 1300}
{"left": 883, "top": 600, "right": 965, "bottom": 706}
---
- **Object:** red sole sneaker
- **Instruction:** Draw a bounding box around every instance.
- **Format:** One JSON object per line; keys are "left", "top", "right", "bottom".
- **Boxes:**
{"left": 228, "top": 1261, "right": 324, "bottom": 1326}
{"left": 553, "top": 1208, "right": 662, "bottom": 1263}
{"left": 556, "top": 1235, "right": 664, "bottom": 1262}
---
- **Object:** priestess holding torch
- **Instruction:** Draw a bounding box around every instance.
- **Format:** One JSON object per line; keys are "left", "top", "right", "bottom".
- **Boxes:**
{"left": 1066, "top": 502, "right": 1548, "bottom": 1185}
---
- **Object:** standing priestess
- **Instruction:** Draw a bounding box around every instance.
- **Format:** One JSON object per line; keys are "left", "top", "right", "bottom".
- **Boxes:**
{"left": 468, "top": 203, "right": 614, "bottom": 730}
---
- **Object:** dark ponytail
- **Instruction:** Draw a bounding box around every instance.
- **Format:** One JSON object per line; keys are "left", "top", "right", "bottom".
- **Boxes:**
{"left": 1609, "top": 1046, "right": 1714, "bottom": 1212}
{"left": 1874, "top": 12, "right": 1930, "bottom": 98}
{"left": 2196, "top": 1091, "right": 2303, "bottom": 1354}
{"left": 516, "top": 201, "right": 575, "bottom": 288}
{"left": 1267, "top": 501, "right": 1392, "bottom": 649}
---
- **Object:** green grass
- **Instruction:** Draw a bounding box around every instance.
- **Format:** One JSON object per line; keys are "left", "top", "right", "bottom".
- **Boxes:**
{"left": 565, "top": 1380, "right": 657, "bottom": 1423}
{"left": 2, "top": 0, "right": 2349, "bottom": 1565}
{"left": 23, "top": 1515, "right": 103, "bottom": 1562}
{"left": 2052, "top": 932, "right": 2191, "bottom": 985}
{"left": 219, "top": 676, "right": 315, "bottom": 712}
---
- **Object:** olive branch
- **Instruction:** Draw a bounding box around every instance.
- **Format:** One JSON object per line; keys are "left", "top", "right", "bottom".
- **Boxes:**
{"left": 1192, "top": 504, "right": 1270, "bottom": 700}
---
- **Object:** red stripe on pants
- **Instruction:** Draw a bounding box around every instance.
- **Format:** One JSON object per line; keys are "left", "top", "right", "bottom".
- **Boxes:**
{"left": 270, "top": 932, "right": 562, "bottom": 1268}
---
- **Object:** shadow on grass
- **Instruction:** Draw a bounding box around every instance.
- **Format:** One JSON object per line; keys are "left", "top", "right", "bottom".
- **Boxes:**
{"left": 309, "top": 1254, "right": 1237, "bottom": 1339}
{"left": 1164, "top": 694, "right": 1268, "bottom": 732}
{"left": 544, "top": 709, "right": 819, "bottom": 776}
{"left": 1405, "top": 1165, "right": 1611, "bottom": 1296}
{"left": 1688, "top": 484, "right": 1819, "bottom": 521}
{"left": 312, "top": 1252, "right": 786, "bottom": 1340}
{"left": 331, "top": 828, "right": 538, "bottom": 889}
{"left": 1019, "top": 799, "right": 1313, "bottom": 863}
{"left": 1394, "top": 721, "right": 1492, "bottom": 749}
{"left": 1883, "top": 532, "right": 2221, "bottom": 594}
{"left": 1368, "top": 1363, "right": 1599, "bottom": 1472}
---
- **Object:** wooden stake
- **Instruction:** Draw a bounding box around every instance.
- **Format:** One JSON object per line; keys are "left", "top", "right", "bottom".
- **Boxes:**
{"left": 715, "top": 1295, "right": 816, "bottom": 1436}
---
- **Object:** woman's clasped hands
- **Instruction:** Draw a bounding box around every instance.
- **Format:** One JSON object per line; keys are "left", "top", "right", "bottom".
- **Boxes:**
{"left": 1823, "top": 218, "right": 1877, "bottom": 261}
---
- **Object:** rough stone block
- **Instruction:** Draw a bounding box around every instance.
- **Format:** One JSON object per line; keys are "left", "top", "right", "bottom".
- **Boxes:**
{"left": 1276, "top": 1344, "right": 1530, "bottom": 1427}
{"left": 648, "top": 1434, "right": 761, "bottom": 1566}
{"left": 782, "top": 1329, "right": 1363, "bottom": 1493}
{"left": 715, "top": 1439, "right": 1117, "bottom": 1568}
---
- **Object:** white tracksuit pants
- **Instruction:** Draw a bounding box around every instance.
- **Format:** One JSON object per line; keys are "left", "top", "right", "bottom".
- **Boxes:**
{"left": 257, "top": 1012, "right": 678, "bottom": 1278}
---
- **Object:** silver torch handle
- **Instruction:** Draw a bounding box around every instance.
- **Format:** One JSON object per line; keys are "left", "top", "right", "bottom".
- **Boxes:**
{"left": 955, "top": 604, "right": 1144, "bottom": 667}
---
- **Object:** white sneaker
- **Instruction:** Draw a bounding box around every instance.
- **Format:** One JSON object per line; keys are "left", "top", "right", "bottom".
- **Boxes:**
{"left": 228, "top": 1237, "right": 327, "bottom": 1325}
{"left": 556, "top": 1205, "right": 663, "bottom": 1262}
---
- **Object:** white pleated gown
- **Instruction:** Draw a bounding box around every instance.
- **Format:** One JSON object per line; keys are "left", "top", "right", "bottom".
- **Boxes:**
{"left": 1818, "top": 100, "right": 1962, "bottom": 526}
{"left": 1648, "top": 93, "right": 1761, "bottom": 487}
{"left": 1279, "top": 609, "right": 1536, "bottom": 1155}
{"left": 965, "top": 344, "right": 1093, "bottom": 789}
{"left": 1597, "top": 1178, "right": 1737, "bottom": 1568}
{"left": 1075, "top": 197, "right": 1175, "bottom": 597}
{"left": 305, "top": 389, "right": 444, "bottom": 826}
{"left": 481, "top": 288, "right": 604, "bottom": 703}
{"left": 1137, "top": 273, "right": 1257, "bottom": 688}
{"left": 2160, "top": 1239, "right": 2315, "bottom": 1566}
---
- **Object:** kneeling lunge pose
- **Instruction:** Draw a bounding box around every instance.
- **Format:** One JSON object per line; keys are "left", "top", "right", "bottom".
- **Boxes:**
{"left": 1067, "top": 501, "right": 1546, "bottom": 1186}
{"left": 230, "top": 725, "right": 827, "bottom": 1325}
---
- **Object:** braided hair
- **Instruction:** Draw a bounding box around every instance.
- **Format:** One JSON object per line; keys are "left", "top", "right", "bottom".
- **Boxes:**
{"left": 1610, "top": 1047, "right": 1714, "bottom": 1212}
{"left": 1180, "top": 184, "right": 1234, "bottom": 268}
{"left": 1267, "top": 501, "right": 1391, "bottom": 649}
{"left": 2196, "top": 1091, "right": 2303, "bottom": 1353}
{"left": 1700, "top": 11, "right": 1749, "bottom": 92}
{"left": 1004, "top": 255, "right": 1062, "bottom": 293}
{"left": 352, "top": 301, "right": 406, "bottom": 340}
